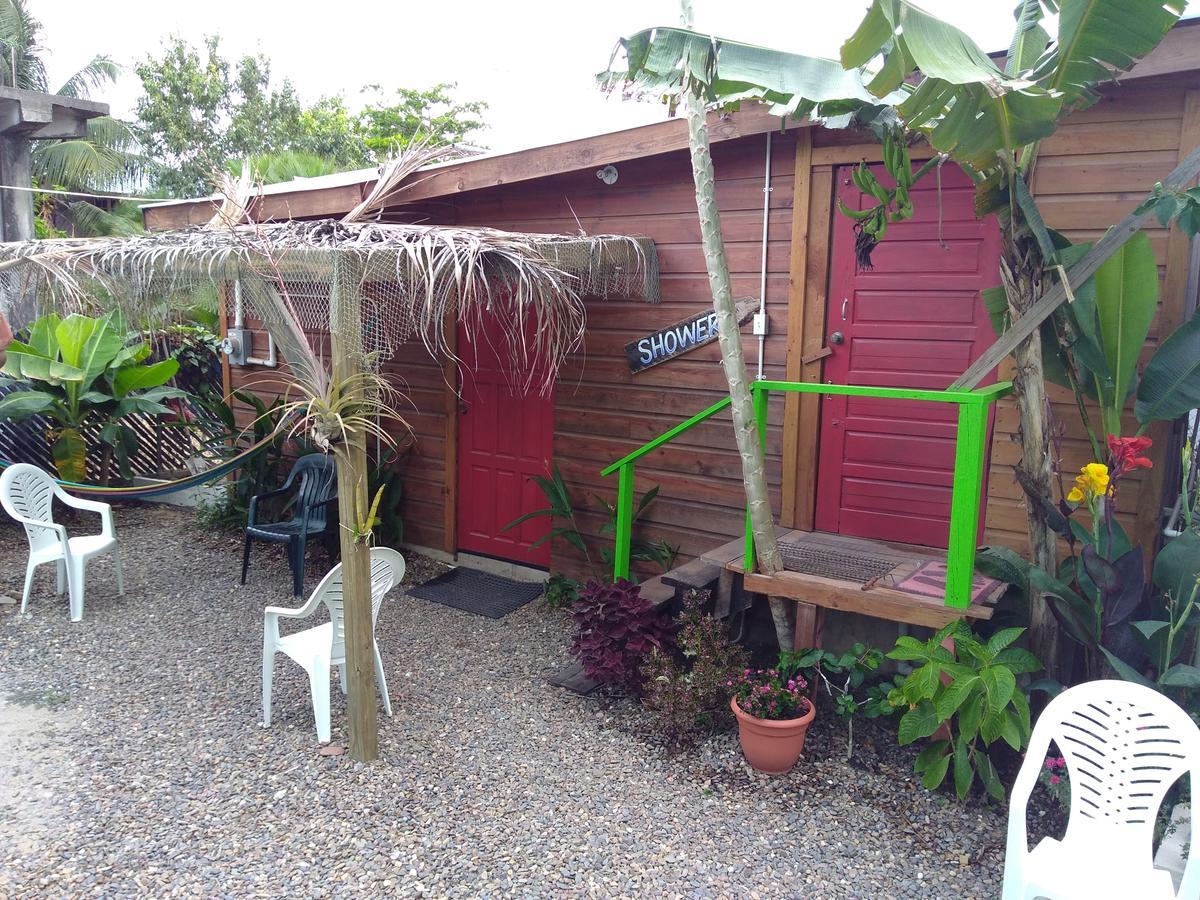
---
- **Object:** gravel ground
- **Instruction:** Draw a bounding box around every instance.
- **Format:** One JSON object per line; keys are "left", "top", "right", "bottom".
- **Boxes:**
{"left": 0, "top": 503, "right": 1012, "bottom": 899}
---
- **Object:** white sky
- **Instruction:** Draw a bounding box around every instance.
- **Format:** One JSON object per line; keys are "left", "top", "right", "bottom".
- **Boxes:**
{"left": 33, "top": 0, "right": 1199, "bottom": 155}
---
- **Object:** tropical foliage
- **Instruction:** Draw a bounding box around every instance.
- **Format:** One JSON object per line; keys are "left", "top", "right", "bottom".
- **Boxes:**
{"left": 882, "top": 623, "right": 1042, "bottom": 801}
{"left": 134, "top": 35, "right": 488, "bottom": 195}
{"left": 979, "top": 437, "right": 1200, "bottom": 694}
{"left": 503, "top": 463, "right": 678, "bottom": 577}
{"left": 0, "top": 313, "right": 187, "bottom": 482}
{"left": 570, "top": 579, "right": 675, "bottom": 692}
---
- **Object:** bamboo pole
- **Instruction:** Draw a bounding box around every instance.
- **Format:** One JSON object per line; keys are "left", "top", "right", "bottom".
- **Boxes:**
{"left": 680, "top": 0, "right": 793, "bottom": 650}
{"left": 329, "top": 251, "right": 379, "bottom": 762}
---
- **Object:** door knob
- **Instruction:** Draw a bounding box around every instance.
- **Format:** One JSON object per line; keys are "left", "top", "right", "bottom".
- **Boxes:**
{"left": 829, "top": 331, "right": 845, "bottom": 345}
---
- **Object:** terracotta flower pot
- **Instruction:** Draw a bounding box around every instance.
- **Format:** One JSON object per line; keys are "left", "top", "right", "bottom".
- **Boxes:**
{"left": 730, "top": 695, "right": 817, "bottom": 774}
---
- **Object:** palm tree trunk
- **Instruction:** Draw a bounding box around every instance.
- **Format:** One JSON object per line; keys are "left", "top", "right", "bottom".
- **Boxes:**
{"left": 681, "top": 81, "right": 793, "bottom": 651}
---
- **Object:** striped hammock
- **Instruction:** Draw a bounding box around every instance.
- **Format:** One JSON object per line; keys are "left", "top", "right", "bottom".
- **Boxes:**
{"left": 0, "top": 431, "right": 282, "bottom": 500}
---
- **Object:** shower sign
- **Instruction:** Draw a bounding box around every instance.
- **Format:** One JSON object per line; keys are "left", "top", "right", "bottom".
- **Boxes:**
{"left": 624, "top": 298, "right": 758, "bottom": 374}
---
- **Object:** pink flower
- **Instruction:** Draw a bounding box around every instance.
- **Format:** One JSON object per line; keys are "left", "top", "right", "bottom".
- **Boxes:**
{"left": 1050, "top": 775, "right": 1061, "bottom": 785}
{"left": 1056, "top": 757, "right": 1066, "bottom": 768}
{"left": 1044, "top": 758, "right": 1056, "bottom": 770}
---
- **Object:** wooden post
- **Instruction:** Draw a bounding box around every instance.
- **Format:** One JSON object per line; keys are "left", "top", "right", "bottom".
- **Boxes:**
{"left": 329, "top": 252, "right": 379, "bottom": 762}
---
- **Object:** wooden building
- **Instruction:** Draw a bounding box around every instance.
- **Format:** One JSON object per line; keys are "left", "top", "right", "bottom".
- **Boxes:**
{"left": 143, "top": 23, "right": 1200, "bottom": 624}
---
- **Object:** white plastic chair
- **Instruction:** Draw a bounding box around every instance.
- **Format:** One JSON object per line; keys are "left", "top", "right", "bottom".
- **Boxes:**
{"left": 262, "top": 547, "right": 404, "bottom": 743}
{"left": 1004, "top": 680, "right": 1200, "bottom": 900}
{"left": 0, "top": 463, "right": 124, "bottom": 622}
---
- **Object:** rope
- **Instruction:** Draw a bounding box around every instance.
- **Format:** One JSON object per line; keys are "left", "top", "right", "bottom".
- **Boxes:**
{"left": 0, "top": 430, "right": 282, "bottom": 500}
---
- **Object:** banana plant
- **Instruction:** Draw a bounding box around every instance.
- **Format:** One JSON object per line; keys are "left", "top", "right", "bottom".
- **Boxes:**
{"left": 0, "top": 312, "right": 188, "bottom": 482}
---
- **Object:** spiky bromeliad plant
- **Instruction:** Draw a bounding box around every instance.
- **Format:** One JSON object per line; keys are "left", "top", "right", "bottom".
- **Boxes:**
{"left": 0, "top": 312, "right": 188, "bottom": 482}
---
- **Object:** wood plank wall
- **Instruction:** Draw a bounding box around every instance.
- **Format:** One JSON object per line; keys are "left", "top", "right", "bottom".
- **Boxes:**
{"left": 442, "top": 137, "right": 797, "bottom": 578}
{"left": 218, "top": 74, "right": 1196, "bottom": 580}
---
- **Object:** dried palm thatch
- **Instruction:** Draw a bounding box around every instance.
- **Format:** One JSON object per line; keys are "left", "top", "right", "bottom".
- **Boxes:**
{"left": 0, "top": 218, "right": 659, "bottom": 397}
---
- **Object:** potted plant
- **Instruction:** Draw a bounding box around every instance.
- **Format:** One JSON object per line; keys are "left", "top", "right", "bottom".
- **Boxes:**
{"left": 728, "top": 656, "right": 816, "bottom": 774}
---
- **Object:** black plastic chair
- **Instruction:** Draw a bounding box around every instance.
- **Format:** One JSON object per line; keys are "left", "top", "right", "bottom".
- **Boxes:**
{"left": 242, "top": 454, "right": 338, "bottom": 597}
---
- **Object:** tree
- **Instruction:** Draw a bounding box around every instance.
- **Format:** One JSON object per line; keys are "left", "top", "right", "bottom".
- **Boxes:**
{"left": 605, "top": 0, "right": 1190, "bottom": 674}
{"left": 0, "top": 0, "right": 146, "bottom": 236}
{"left": 135, "top": 37, "right": 489, "bottom": 196}
{"left": 228, "top": 151, "right": 344, "bottom": 186}
{"left": 135, "top": 36, "right": 301, "bottom": 196}
{"left": 357, "top": 83, "right": 487, "bottom": 156}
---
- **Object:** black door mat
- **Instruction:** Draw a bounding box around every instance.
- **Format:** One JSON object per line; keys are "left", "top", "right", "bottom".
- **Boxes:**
{"left": 408, "top": 567, "right": 543, "bottom": 618}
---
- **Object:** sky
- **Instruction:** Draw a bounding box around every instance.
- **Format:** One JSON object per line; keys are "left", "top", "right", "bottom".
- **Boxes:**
{"left": 33, "top": 0, "right": 1198, "bottom": 156}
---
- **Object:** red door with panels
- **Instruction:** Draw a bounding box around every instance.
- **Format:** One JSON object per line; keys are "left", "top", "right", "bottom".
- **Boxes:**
{"left": 814, "top": 163, "right": 1001, "bottom": 548}
{"left": 456, "top": 317, "right": 554, "bottom": 567}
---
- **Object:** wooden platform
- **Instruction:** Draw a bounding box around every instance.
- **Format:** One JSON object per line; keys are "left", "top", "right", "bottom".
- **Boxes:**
{"left": 700, "top": 530, "right": 1004, "bottom": 631}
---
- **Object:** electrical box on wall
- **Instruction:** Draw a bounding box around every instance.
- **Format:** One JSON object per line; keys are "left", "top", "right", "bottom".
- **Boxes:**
{"left": 752, "top": 313, "right": 770, "bottom": 336}
{"left": 224, "top": 327, "right": 251, "bottom": 365}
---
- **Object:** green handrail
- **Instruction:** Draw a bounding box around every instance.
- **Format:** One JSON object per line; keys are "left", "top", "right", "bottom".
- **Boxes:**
{"left": 599, "top": 379, "right": 1013, "bottom": 611}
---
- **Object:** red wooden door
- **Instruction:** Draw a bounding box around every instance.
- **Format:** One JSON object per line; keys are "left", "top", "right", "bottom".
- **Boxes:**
{"left": 814, "top": 163, "right": 1000, "bottom": 548}
{"left": 456, "top": 318, "right": 555, "bottom": 567}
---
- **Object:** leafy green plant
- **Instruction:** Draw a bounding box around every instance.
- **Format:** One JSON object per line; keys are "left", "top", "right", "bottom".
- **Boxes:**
{"left": 503, "top": 464, "right": 677, "bottom": 577}
{"left": 503, "top": 464, "right": 590, "bottom": 562}
{"left": 1105, "top": 528, "right": 1200, "bottom": 693}
{"left": 191, "top": 389, "right": 295, "bottom": 529}
{"left": 785, "top": 643, "right": 887, "bottom": 760}
{"left": 541, "top": 573, "right": 581, "bottom": 611}
{"left": 641, "top": 591, "right": 750, "bottom": 749}
{"left": 597, "top": 484, "right": 679, "bottom": 574}
{"left": 884, "top": 622, "right": 1041, "bottom": 801}
{"left": 0, "top": 312, "right": 188, "bottom": 482}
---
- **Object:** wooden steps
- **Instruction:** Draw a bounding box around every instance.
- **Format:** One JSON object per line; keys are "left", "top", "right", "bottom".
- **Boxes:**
{"left": 701, "top": 530, "right": 1001, "bottom": 630}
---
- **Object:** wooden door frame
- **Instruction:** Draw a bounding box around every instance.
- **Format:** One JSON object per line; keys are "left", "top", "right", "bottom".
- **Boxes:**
{"left": 781, "top": 136, "right": 938, "bottom": 530}
{"left": 442, "top": 311, "right": 458, "bottom": 555}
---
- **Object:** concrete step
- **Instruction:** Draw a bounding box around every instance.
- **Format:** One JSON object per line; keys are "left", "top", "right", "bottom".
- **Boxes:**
{"left": 661, "top": 557, "right": 722, "bottom": 593}
{"left": 638, "top": 575, "right": 676, "bottom": 610}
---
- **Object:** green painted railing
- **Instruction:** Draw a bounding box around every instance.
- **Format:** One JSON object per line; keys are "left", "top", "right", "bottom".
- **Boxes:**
{"left": 600, "top": 379, "right": 1013, "bottom": 610}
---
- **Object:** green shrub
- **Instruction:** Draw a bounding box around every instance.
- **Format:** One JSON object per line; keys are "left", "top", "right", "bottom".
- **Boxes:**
{"left": 883, "top": 621, "right": 1041, "bottom": 801}
{"left": 642, "top": 593, "right": 749, "bottom": 748}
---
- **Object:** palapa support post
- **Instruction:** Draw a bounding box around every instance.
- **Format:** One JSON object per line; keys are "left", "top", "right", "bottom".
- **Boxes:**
{"left": 329, "top": 252, "right": 379, "bottom": 762}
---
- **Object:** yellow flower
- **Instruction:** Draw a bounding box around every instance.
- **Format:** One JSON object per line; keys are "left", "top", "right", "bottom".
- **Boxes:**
{"left": 1067, "top": 462, "right": 1110, "bottom": 505}
{"left": 1082, "top": 462, "right": 1110, "bottom": 491}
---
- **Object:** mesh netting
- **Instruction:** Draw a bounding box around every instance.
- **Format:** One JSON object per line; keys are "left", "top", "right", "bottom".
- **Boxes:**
{"left": 0, "top": 220, "right": 659, "bottom": 392}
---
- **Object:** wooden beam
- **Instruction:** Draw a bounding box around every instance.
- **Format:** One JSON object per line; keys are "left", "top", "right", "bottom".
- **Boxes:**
{"left": 780, "top": 130, "right": 812, "bottom": 528}
{"left": 384, "top": 106, "right": 802, "bottom": 206}
{"left": 743, "top": 569, "right": 994, "bottom": 629}
{"left": 330, "top": 253, "right": 379, "bottom": 762}
{"left": 1134, "top": 86, "right": 1200, "bottom": 554}
{"left": 789, "top": 166, "right": 835, "bottom": 530}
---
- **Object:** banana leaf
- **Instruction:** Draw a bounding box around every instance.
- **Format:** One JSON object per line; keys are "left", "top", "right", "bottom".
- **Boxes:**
{"left": 1135, "top": 306, "right": 1200, "bottom": 425}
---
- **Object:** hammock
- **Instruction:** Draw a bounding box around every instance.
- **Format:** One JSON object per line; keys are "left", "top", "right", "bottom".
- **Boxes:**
{"left": 0, "top": 430, "right": 282, "bottom": 500}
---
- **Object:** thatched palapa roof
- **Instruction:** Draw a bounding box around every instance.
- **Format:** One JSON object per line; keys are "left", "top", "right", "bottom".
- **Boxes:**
{"left": 0, "top": 218, "right": 659, "bottom": 392}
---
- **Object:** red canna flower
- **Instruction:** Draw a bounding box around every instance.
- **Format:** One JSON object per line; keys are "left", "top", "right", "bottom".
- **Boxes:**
{"left": 1107, "top": 434, "right": 1153, "bottom": 478}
